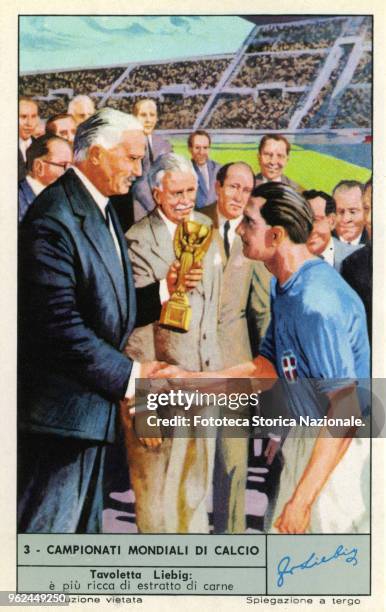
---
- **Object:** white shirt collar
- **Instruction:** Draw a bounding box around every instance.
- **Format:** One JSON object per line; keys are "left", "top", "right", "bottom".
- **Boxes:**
{"left": 321, "top": 236, "right": 334, "bottom": 266}
{"left": 158, "top": 208, "right": 194, "bottom": 239}
{"left": 262, "top": 174, "right": 283, "bottom": 183}
{"left": 217, "top": 210, "right": 242, "bottom": 249}
{"left": 19, "top": 137, "right": 32, "bottom": 160}
{"left": 26, "top": 175, "right": 45, "bottom": 196}
{"left": 339, "top": 233, "right": 361, "bottom": 246}
{"left": 72, "top": 166, "right": 109, "bottom": 218}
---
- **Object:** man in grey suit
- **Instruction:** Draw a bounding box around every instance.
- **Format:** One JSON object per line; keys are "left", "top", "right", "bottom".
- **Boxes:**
{"left": 203, "top": 162, "right": 271, "bottom": 533}
{"left": 304, "top": 190, "right": 363, "bottom": 273}
{"left": 123, "top": 153, "right": 223, "bottom": 533}
{"left": 188, "top": 129, "right": 221, "bottom": 209}
{"left": 130, "top": 99, "right": 172, "bottom": 221}
{"left": 255, "top": 134, "right": 303, "bottom": 193}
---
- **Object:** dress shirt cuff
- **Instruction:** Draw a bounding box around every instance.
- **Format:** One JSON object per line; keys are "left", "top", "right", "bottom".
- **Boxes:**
{"left": 125, "top": 361, "right": 141, "bottom": 415}
{"left": 159, "top": 278, "right": 170, "bottom": 304}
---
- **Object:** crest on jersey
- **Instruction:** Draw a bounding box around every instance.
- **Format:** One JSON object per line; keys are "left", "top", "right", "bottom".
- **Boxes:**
{"left": 281, "top": 350, "right": 298, "bottom": 383}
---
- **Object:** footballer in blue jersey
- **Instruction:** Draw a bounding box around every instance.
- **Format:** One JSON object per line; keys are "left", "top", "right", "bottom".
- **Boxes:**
{"left": 156, "top": 181, "right": 370, "bottom": 534}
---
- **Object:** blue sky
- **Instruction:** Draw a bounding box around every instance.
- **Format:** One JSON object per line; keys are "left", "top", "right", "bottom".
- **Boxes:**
{"left": 19, "top": 16, "right": 254, "bottom": 73}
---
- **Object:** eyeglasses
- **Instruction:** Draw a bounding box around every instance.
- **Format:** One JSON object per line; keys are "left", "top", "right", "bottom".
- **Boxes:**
{"left": 224, "top": 183, "right": 252, "bottom": 196}
{"left": 43, "top": 160, "right": 72, "bottom": 170}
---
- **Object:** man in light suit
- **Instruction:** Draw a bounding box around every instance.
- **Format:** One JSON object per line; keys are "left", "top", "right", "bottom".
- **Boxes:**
{"left": 130, "top": 99, "right": 172, "bottom": 222}
{"left": 304, "top": 189, "right": 363, "bottom": 273}
{"left": 188, "top": 130, "right": 221, "bottom": 209}
{"left": 255, "top": 134, "right": 303, "bottom": 193}
{"left": 202, "top": 162, "right": 271, "bottom": 533}
{"left": 123, "top": 153, "right": 223, "bottom": 533}
{"left": 18, "top": 109, "right": 166, "bottom": 534}
{"left": 18, "top": 134, "right": 73, "bottom": 222}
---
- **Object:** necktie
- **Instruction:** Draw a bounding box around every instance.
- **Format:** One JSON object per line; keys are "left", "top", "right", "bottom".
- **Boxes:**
{"left": 105, "top": 202, "right": 123, "bottom": 268}
{"left": 223, "top": 220, "right": 231, "bottom": 259}
{"left": 147, "top": 136, "right": 154, "bottom": 164}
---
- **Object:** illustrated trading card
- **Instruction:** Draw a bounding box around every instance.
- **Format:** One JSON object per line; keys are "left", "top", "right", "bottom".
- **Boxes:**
{"left": 0, "top": 1, "right": 385, "bottom": 610}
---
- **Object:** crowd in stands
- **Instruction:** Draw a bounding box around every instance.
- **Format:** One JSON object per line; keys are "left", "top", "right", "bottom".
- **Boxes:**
{"left": 206, "top": 91, "right": 302, "bottom": 130}
{"left": 247, "top": 19, "right": 344, "bottom": 53}
{"left": 107, "top": 94, "right": 209, "bottom": 129}
{"left": 18, "top": 16, "right": 372, "bottom": 132}
{"left": 351, "top": 51, "right": 372, "bottom": 84}
{"left": 231, "top": 53, "right": 325, "bottom": 88}
{"left": 332, "top": 88, "right": 371, "bottom": 129}
{"left": 19, "top": 66, "right": 124, "bottom": 97}
{"left": 299, "top": 44, "right": 353, "bottom": 129}
{"left": 115, "top": 58, "right": 230, "bottom": 93}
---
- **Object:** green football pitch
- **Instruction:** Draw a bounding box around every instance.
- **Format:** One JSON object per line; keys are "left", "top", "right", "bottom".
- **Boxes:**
{"left": 171, "top": 141, "right": 371, "bottom": 195}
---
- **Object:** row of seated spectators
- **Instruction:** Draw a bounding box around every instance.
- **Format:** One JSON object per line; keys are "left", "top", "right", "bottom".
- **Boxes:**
{"left": 115, "top": 58, "right": 230, "bottom": 93}
{"left": 231, "top": 53, "right": 325, "bottom": 88}
{"left": 299, "top": 44, "right": 353, "bottom": 129}
{"left": 206, "top": 91, "right": 302, "bottom": 130}
{"left": 351, "top": 51, "right": 372, "bottom": 84}
{"left": 247, "top": 19, "right": 345, "bottom": 53}
{"left": 107, "top": 94, "right": 209, "bottom": 129}
{"left": 19, "top": 66, "right": 124, "bottom": 97}
{"left": 332, "top": 88, "right": 371, "bottom": 129}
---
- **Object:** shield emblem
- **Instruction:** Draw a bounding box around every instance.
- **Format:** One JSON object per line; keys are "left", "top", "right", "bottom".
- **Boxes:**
{"left": 281, "top": 350, "right": 298, "bottom": 383}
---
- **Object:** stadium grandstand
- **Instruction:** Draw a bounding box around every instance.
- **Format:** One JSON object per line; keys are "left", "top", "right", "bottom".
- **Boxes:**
{"left": 19, "top": 15, "right": 372, "bottom": 135}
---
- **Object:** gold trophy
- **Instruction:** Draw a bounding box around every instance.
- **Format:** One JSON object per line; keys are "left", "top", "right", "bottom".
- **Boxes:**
{"left": 160, "top": 220, "right": 213, "bottom": 332}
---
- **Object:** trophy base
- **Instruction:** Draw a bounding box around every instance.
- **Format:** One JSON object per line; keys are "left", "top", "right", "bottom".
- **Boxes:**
{"left": 160, "top": 296, "right": 192, "bottom": 333}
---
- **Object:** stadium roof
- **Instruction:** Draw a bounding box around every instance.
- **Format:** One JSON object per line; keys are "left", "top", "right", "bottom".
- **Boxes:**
{"left": 20, "top": 16, "right": 254, "bottom": 73}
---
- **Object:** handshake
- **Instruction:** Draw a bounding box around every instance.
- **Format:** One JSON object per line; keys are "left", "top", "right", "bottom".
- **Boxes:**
{"left": 139, "top": 360, "right": 188, "bottom": 380}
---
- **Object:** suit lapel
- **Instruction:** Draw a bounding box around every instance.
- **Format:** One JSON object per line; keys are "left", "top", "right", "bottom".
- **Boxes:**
{"left": 63, "top": 170, "right": 128, "bottom": 327}
{"left": 149, "top": 209, "right": 176, "bottom": 265}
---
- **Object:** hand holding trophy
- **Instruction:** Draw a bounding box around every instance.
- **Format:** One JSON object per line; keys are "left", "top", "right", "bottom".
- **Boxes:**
{"left": 160, "top": 220, "right": 212, "bottom": 332}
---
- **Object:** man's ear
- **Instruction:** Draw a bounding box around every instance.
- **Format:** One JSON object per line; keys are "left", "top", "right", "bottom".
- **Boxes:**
{"left": 270, "top": 225, "right": 286, "bottom": 245}
{"left": 88, "top": 144, "right": 103, "bottom": 166}
{"left": 153, "top": 187, "right": 162, "bottom": 207}
{"left": 327, "top": 213, "right": 336, "bottom": 230}
{"left": 215, "top": 180, "right": 221, "bottom": 198}
{"left": 33, "top": 159, "right": 44, "bottom": 179}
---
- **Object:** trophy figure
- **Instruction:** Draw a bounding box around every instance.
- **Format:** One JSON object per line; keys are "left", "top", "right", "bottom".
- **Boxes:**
{"left": 160, "top": 220, "right": 213, "bottom": 332}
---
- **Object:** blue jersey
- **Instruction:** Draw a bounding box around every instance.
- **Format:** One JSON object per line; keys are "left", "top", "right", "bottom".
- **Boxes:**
{"left": 260, "top": 259, "right": 370, "bottom": 419}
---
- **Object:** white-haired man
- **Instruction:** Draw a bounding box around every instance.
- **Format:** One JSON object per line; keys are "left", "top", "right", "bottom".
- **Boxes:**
{"left": 122, "top": 153, "right": 223, "bottom": 533}
{"left": 68, "top": 94, "right": 96, "bottom": 126}
{"left": 18, "top": 108, "right": 169, "bottom": 533}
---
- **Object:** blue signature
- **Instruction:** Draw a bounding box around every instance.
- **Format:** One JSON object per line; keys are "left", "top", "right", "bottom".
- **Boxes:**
{"left": 277, "top": 545, "right": 358, "bottom": 587}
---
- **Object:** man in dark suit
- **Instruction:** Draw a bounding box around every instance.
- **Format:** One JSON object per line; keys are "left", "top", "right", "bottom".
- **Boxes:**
{"left": 255, "top": 134, "right": 303, "bottom": 193}
{"left": 18, "top": 97, "right": 40, "bottom": 181}
{"left": 45, "top": 113, "right": 77, "bottom": 144}
{"left": 304, "top": 189, "right": 363, "bottom": 273}
{"left": 341, "top": 179, "right": 372, "bottom": 337}
{"left": 333, "top": 180, "right": 370, "bottom": 246}
{"left": 18, "top": 134, "right": 73, "bottom": 222}
{"left": 129, "top": 99, "right": 172, "bottom": 222}
{"left": 188, "top": 130, "right": 221, "bottom": 209}
{"left": 18, "top": 108, "right": 165, "bottom": 534}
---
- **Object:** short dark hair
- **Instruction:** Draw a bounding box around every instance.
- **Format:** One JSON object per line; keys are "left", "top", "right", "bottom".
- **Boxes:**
{"left": 46, "top": 113, "right": 74, "bottom": 135}
{"left": 216, "top": 161, "right": 254, "bottom": 187}
{"left": 25, "top": 134, "right": 67, "bottom": 172}
{"left": 303, "top": 189, "right": 336, "bottom": 215}
{"left": 132, "top": 98, "right": 157, "bottom": 116}
{"left": 19, "top": 96, "right": 39, "bottom": 112}
{"left": 251, "top": 182, "right": 314, "bottom": 244}
{"left": 258, "top": 134, "right": 290, "bottom": 155}
{"left": 332, "top": 179, "right": 364, "bottom": 196}
{"left": 188, "top": 129, "right": 211, "bottom": 149}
